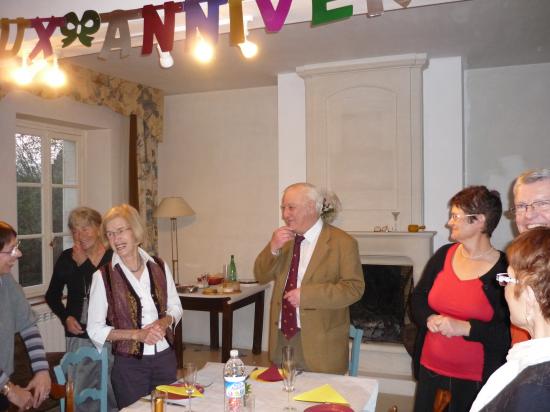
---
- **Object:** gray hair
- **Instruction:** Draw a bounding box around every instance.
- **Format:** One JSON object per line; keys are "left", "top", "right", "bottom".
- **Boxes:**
{"left": 513, "top": 168, "right": 550, "bottom": 196}
{"left": 283, "top": 182, "right": 323, "bottom": 214}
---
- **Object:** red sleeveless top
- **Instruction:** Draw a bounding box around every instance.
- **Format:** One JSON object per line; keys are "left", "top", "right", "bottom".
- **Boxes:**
{"left": 420, "top": 244, "right": 494, "bottom": 381}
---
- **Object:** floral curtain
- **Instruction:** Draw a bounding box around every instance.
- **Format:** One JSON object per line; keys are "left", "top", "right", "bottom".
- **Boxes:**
{"left": 0, "top": 62, "right": 163, "bottom": 252}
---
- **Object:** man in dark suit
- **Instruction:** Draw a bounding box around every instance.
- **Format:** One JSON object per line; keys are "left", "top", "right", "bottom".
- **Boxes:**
{"left": 254, "top": 182, "right": 364, "bottom": 374}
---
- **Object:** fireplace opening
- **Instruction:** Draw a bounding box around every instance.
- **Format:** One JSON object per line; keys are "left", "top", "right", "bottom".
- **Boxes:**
{"left": 350, "top": 264, "right": 414, "bottom": 344}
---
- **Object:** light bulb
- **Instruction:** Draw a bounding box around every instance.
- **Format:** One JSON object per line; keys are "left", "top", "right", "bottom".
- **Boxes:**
{"left": 238, "top": 40, "right": 258, "bottom": 59}
{"left": 12, "top": 55, "right": 33, "bottom": 85}
{"left": 192, "top": 33, "right": 214, "bottom": 64}
{"left": 43, "top": 57, "right": 66, "bottom": 88}
{"left": 157, "top": 44, "right": 174, "bottom": 69}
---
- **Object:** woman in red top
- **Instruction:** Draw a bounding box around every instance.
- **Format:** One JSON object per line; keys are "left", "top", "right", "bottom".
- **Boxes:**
{"left": 412, "top": 186, "right": 511, "bottom": 412}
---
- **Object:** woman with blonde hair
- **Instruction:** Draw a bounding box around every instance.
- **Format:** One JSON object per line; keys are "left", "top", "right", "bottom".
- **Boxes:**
{"left": 471, "top": 227, "right": 550, "bottom": 411}
{"left": 87, "top": 204, "right": 182, "bottom": 409}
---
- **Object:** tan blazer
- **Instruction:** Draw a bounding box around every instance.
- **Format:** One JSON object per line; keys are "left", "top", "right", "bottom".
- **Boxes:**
{"left": 254, "top": 223, "right": 364, "bottom": 374}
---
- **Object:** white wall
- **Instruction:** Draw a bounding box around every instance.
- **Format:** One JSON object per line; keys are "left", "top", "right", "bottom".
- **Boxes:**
{"left": 465, "top": 62, "right": 550, "bottom": 250}
{"left": 0, "top": 91, "right": 129, "bottom": 225}
{"left": 423, "top": 57, "right": 464, "bottom": 250}
{"left": 159, "top": 86, "right": 278, "bottom": 349}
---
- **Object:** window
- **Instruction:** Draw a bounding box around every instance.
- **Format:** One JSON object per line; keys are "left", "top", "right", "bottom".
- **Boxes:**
{"left": 15, "top": 120, "right": 84, "bottom": 296}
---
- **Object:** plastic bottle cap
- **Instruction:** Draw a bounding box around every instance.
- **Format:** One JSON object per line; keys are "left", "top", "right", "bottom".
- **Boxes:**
{"left": 230, "top": 349, "right": 238, "bottom": 357}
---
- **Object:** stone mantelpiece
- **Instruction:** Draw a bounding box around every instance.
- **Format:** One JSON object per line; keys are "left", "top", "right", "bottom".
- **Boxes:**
{"left": 350, "top": 231, "right": 436, "bottom": 284}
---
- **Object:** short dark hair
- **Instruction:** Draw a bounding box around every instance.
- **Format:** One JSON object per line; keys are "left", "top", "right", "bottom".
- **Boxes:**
{"left": 507, "top": 227, "right": 550, "bottom": 321}
{"left": 0, "top": 221, "right": 17, "bottom": 251}
{"left": 449, "top": 186, "right": 502, "bottom": 236}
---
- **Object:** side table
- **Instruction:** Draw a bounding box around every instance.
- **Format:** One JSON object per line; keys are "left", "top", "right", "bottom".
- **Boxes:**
{"left": 174, "top": 283, "right": 270, "bottom": 367}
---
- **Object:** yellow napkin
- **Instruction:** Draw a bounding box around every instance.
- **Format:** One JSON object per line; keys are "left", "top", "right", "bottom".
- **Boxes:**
{"left": 156, "top": 385, "right": 204, "bottom": 398}
{"left": 293, "top": 384, "right": 348, "bottom": 404}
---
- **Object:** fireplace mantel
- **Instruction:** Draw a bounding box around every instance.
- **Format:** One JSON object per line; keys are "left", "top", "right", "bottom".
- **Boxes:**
{"left": 349, "top": 230, "right": 436, "bottom": 284}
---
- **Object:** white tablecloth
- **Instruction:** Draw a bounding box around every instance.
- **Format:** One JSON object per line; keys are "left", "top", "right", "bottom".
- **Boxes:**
{"left": 123, "top": 362, "right": 378, "bottom": 412}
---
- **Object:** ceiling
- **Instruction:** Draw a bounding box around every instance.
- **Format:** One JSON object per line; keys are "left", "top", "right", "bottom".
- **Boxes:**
{"left": 5, "top": 0, "right": 550, "bottom": 95}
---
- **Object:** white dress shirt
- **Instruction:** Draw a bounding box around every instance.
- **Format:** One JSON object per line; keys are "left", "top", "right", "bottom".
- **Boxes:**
{"left": 470, "top": 336, "right": 550, "bottom": 411}
{"left": 87, "top": 247, "right": 183, "bottom": 355}
{"left": 279, "top": 218, "right": 323, "bottom": 329}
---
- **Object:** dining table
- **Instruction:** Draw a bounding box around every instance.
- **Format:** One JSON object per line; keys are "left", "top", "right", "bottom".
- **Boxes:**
{"left": 122, "top": 362, "right": 379, "bottom": 411}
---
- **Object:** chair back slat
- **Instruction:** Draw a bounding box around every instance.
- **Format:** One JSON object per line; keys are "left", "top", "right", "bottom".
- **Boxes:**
{"left": 54, "top": 346, "right": 108, "bottom": 412}
{"left": 349, "top": 324, "right": 364, "bottom": 376}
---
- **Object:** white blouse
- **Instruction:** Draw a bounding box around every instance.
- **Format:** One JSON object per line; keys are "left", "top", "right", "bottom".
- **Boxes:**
{"left": 87, "top": 248, "right": 183, "bottom": 355}
{"left": 470, "top": 336, "right": 550, "bottom": 411}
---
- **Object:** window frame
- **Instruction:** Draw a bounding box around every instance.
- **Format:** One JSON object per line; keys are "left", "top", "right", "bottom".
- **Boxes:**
{"left": 15, "top": 119, "right": 86, "bottom": 297}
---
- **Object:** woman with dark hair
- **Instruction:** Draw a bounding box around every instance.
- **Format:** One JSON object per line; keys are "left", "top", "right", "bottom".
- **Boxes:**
{"left": 412, "top": 186, "right": 511, "bottom": 412}
{"left": 471, "top": 227, "right": 550, "bottom": 411}
{"left": 0, "top": 221, "right": 51, "bottom": 412}
{"left": 87, "top": 204, "right": 182, "bottom": 409}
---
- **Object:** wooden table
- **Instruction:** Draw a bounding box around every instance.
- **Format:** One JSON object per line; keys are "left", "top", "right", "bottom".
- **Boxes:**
{"left": 174, "top": 283, "right": 270, "bottom": 367}
{"left": 123, "top": 362, "right": 379, "bottom": 411}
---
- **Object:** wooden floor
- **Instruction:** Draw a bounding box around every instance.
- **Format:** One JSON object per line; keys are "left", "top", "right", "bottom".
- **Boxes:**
{"left": 178, "top": 342, "right": 271, "bottom": 376}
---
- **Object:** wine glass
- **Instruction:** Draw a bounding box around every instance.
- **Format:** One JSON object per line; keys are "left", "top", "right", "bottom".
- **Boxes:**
{"left": 182, "top": 362, "right": 197, "bottom": 411}
{"left": 281, "top": 346, "right": 297, "bottom": 411}
{"left": 391, "top": 211, "right": 400, "bottom": 231}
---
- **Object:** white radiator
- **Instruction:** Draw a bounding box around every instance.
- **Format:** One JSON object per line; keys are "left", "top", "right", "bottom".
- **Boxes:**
{"left": 34, "top": 304, "right": 66, "bottom": 352}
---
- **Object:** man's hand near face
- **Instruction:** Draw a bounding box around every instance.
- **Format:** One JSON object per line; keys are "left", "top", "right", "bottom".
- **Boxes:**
{"left": 270, "top": 226, "right": 296, "bottom": 254}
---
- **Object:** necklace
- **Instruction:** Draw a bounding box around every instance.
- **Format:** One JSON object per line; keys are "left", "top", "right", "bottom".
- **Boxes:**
{"left": 460, "top": 244, "right": 495, "bottom": 260}
{"left": 125, "top": 258, "right": 143, "bottom": 273}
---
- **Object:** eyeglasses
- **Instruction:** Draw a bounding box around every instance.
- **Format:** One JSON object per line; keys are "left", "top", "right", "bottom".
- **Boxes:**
{"left": 510, "top": 200, "right": 550, "bottom": 216}
{"left": 0, "top": 241, "right": 21, "bottom": 257}
{"left": 449, "top": 213, "right": 477, "bottom": 222}
{"left": 105, "top": 227, "right": 132, "bottom": 239}
{"left": 496, "top": 273, "right": 519, "bottom": 286}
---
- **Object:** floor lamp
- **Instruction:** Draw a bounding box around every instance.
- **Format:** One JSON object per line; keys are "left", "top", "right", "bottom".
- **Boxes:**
{"left": 154, "top": 196, "right": 195, "bottom": 285}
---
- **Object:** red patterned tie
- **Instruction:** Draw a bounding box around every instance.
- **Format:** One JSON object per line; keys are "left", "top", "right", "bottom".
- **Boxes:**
{"left": 282, "top": 234, "right": 305, "bottom": 339}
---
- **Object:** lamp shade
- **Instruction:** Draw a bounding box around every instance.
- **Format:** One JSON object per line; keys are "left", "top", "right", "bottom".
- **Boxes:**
{"left": 154, "top": 196, "right": 195, "bottom": 218}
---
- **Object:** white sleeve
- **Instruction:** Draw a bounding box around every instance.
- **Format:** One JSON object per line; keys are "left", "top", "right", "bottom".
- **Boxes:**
{"left": 86, "top": 270, "right": 114, "bottom": 352}
{"left": 164, "top": 262, "right": 183, "bottom": 327}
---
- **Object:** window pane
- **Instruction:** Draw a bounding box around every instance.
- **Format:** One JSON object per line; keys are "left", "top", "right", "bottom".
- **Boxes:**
{"left": 51, "top": 139, "right": 77, "bottom": 185}
{"left": 18, "top": 238, "right": 42, "bottom": 287}
{"left": 16, "top": 133, "right": 42, "bottom": 183}
{"left": 52, "top": 235, "right": 73, "bottom": 264}
{"left": 17, "top": 187, "right": 41, "bottom": 235}
{"left": 52, "top": 188, "right": 78, "bottom": 233}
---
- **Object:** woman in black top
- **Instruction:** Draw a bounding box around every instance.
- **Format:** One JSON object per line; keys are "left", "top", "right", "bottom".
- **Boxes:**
{"left": 45, "top": 207, "right": 116, "bottom": 411}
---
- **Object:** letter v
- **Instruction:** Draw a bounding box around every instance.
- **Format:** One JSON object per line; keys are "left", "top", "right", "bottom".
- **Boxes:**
{"left": 255, "top": 0, "right": 292, "bottom": 32}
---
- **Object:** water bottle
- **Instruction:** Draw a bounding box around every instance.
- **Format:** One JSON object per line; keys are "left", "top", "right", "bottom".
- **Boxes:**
{"left": 223, "top": 349, "right": 246, "bottom": 412}
{"left": 228, "top": 255, "right": 238, "bottom": 282}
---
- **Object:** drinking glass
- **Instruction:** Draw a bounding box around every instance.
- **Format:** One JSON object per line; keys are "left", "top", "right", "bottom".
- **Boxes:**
{"left": 281, "top": 346, "right": 296, "bottom": 411}
{"left": 151, "top": 389, "right": 167, "bottom": 412}
{"left": 182, "top": 362, "right": 197, "bottom": 411}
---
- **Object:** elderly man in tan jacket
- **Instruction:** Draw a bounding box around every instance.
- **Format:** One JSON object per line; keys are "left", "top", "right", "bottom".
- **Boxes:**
{"left": 254, "top": 183, "right": 365, "bottom": 374}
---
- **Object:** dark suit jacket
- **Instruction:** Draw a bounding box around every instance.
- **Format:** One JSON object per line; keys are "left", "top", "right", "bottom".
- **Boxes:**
{"left": 254, "top": 223, "right": 364, "bottom": 373}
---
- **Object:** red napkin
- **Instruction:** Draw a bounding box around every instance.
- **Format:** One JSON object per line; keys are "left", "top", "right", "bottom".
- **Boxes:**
{"left": 257, "top": 363, "right": 283, "bottom": 382}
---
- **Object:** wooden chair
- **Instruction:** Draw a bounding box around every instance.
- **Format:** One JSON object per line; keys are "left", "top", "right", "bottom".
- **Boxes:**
{"left": 50, "top": 382, "right": 74, "bottom": 412}
{"left": 349, "top": 324, "right": 364, "bottom": 376}
{"left": 54, "top": 346, "right": 108, "bottom": 412}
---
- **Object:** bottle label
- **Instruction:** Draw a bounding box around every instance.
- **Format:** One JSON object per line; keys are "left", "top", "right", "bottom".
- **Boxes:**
{"left": 224, "top": 379, "right": 245, "bottom": 399}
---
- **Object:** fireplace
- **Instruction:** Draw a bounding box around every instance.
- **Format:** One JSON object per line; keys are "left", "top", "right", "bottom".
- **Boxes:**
{"left": 351, "top": 263, "right": 413, "bottom": 344}
{"left": 347, "top": 230, "right": 435, "bottom": 395}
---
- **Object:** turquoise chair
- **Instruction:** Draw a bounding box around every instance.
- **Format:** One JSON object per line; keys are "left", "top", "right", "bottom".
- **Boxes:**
{"left": 349, "top": 324, "right": 364, "bottom": 376}
{"left": 54, "top": 346, "right": 108, "bottom": 412}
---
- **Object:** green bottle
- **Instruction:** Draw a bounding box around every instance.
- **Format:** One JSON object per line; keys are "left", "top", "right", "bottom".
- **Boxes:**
{"left": 228, "top": 255, "right": 238, "bottom": 281}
